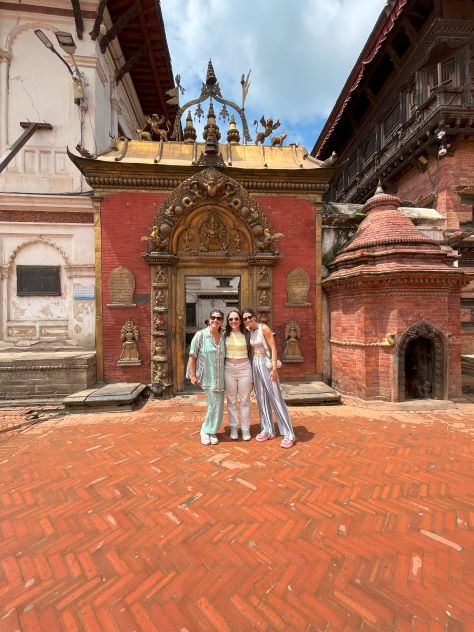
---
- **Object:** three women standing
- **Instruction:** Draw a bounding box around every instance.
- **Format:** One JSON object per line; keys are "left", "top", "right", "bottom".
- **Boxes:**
{"left": 189, "top": 307, "right": 295, "bottom": 449}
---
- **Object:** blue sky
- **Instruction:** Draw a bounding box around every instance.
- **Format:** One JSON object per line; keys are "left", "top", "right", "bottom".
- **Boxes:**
{"left": 161, "top": 0, "right": 387, "bottom": 153}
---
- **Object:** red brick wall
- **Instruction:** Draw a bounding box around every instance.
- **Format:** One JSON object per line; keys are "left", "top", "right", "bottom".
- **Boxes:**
{"left": 394, "top": 139, "right": 474, "bottom": 228}
{"left": 255, "top": 196, "right": 317, "bottom": 380}
{"left": 100, "top": 191, "right": 318, "bottom": 384}
{"left": 101, "top": 191, "right": 169, "bottom": 383}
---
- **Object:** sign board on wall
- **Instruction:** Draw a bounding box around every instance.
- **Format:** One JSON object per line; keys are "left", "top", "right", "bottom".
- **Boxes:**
{"left": 73, "top": 284, "right": 95, "bottom": 300}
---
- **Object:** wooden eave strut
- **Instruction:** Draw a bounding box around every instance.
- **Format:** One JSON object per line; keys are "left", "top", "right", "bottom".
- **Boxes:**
{"left": 0, "top": 122, "right": 52, "bottom": 174}
{"left": 99, "top": 3, "right": 139, "bottom": 53}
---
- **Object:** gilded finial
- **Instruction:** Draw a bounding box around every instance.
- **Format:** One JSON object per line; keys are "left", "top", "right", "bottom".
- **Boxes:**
{"left": 227, "top": 115, "right": 240, "bottom": 144}
{"left": 206, "top": 59, "right": 217, "bottom": 86}
{"left": 203, "top": 101, "right": 221, "bottom": 152}
{"left": 183, "top": 110, "right": 197, "bottom": 143}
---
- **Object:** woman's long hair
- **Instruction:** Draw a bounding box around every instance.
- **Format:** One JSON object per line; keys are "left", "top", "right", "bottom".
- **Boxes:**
{"left": 225, "top": 309, "right": 245, "bottom": 336}
{"left": 241, "top": 307, "right": 257, "bottom": 320}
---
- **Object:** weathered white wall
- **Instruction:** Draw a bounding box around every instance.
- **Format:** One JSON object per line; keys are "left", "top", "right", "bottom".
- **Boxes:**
{"left": 0, "top": 2, "right": 145, "bottom": 354}
{"left": 0, "top": 5, "right": 143, "bottom": 193}
{"left": 0, "top": 209, "right": 95, "bottom": 348}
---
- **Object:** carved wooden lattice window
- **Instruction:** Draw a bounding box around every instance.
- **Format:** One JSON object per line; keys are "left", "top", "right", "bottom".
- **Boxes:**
{"left": 383, "top": 106, "right": 401, "bottom": 139}
{"left": 363, "top": 131, "right": 377, "bottom": 163}
{"left": 427, "top": 57, "right": 455, "bottom": 94}
{"left": 406, "top": 83, "right": 417, "bottom": 117}
{"left": 347, "top": 154, "right": 358, "bottom": 182}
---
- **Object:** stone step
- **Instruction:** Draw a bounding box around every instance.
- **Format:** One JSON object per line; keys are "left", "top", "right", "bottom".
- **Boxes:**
{"left": 63, "top": 382, "right": 148, "bottom": 412}
{"left": 280, "top": 381, "right": 341, "bottom": 405}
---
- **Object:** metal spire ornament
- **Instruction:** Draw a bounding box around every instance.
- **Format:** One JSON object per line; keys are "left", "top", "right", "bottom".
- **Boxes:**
{"left": 171, "top": 60, "right": 252, "bottom": 142}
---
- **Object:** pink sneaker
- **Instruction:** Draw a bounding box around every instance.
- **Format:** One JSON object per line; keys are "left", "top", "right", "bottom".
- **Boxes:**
{"left": 280, "top": 438, "right": 294, "bottom": 449}
{"left": 255, "top": 433, "right": 275, "bottom": 442}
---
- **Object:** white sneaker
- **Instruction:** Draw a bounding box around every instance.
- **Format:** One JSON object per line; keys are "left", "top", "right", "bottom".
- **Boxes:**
{"left": 230, "top": 428, "right": 239, "bottom": 440}
{"left": 209, "top": 434, "right": 219, "bottom": 445}
{"left": 242, "top": 430, "right": 251, "bottom": 441}
{"left": 200, "top": 429, "right": 211, "bottom": 445}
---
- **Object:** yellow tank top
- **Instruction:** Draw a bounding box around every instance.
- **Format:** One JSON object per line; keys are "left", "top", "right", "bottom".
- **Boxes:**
{"left": 225, "top": 331, "right": 247, "bottom": 359}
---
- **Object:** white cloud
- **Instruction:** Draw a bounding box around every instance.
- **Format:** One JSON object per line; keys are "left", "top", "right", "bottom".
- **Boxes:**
{"left": 161, "top": 0, "right": 387, "bottom": 150}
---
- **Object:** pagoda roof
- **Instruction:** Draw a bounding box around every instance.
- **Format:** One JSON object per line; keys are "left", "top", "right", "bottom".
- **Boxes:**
{"left": 72, "top": 139, "right": 325, "bottom": 171}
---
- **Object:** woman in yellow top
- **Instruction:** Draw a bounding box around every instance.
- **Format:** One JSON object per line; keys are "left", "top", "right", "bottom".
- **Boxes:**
{"left": 224, "top": 310, "right": 252, "bottom": 440}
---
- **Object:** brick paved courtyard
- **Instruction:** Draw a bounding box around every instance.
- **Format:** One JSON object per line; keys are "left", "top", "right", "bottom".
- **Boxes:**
{"left": 0, "top": 397, "right": 473, "bottom": 631}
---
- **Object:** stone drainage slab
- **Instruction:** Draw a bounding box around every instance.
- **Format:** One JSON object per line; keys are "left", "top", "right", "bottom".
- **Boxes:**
{"left": 281, "top": 380, "right": 341, "bottom": 405}
{"left": 63, "top": 382, "right": 148, "bottom": 412}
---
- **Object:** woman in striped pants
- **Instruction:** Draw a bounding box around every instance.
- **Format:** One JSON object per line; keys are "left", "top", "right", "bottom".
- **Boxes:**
{"left": 242, "top": 308, "right": 295, "bottom": 449}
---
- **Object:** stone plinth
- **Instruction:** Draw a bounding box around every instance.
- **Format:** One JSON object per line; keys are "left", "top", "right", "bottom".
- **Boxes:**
{"left": 0, "top": 351, "right": 96, "bottom": 399}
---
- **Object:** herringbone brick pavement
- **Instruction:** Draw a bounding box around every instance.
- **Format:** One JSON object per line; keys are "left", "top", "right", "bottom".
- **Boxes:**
{"left": 0, "top": 398, "right": 473, "bottom": 631}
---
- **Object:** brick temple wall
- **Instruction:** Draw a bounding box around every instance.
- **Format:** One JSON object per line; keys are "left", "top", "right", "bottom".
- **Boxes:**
{"left": 100, "top": 191, "right": 318, "bottom": 385}
{"left": 327, "top": 285, "right": 463, "bottom": 400}
{"left": 101, "top": 191, "right": 168, "bottom": 384}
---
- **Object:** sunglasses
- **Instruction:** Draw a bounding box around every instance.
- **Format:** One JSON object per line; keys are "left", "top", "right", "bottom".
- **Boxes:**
{"left": 242, "top": 315, "right": 254, "bottom": 321}
{"left": 209, "top": 316, "right": 223, "bottom": 321}
{"left": 228, "top": 317, "right": 240, "bottom": 322}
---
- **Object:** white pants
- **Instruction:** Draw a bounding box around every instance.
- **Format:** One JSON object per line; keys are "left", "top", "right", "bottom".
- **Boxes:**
{"left": 224, "top": 360, "right": 252, "bottom": 430}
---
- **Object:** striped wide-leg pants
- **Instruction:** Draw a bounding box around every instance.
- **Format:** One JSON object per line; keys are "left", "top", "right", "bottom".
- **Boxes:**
{"left": 252, "top": 356, "right": 295, "bottom": 440}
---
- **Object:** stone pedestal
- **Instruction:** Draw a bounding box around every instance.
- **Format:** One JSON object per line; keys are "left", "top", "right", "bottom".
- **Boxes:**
{"left": 0, "top": 351, "right": 96, "bottom": 400}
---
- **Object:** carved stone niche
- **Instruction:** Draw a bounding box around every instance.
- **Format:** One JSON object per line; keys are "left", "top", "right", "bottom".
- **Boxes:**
{"left": 118, "top": 319, "right": 142, "bottom": 366}
{"left": 108, "top": 266, "right": 136, "bottom": 307}
{"left": 283, "top": 320, "right": 304, "bottom": 363}
{"left": 152, "top": 265, "right": 168, "bottom": 287}
{"left": 286, "top": 268, "right": 311, "bottom": 306}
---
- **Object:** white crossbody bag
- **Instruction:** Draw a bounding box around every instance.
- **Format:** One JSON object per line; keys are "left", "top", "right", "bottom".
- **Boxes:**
{"left": 259, "top": 324, "right": 282, "bottom": 370}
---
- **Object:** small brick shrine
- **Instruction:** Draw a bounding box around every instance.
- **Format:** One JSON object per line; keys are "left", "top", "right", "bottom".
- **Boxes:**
{"left": 324, "top": 184, "right": 468, "bottom": 401}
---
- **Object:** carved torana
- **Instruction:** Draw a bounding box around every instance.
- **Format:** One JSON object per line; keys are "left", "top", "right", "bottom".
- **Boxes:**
{"left": 147, "top": 168, "right": 280, "bottom": 256}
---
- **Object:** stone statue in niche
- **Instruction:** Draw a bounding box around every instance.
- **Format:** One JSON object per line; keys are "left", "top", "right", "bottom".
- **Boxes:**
{"left": 283, "top": 321, "right": 304, "bottom": 362}
{"left": 155, "top": 288, "right": 168, "bottom": 307}
{"left": 199, "top": 211, "right": 228, "bottom": 252}
{"left": 286, "top": 268, "right": 311, "bottom": 306}
{"left": 258, "top": 267, "right": 271, "bottom": 287}
{"left": 108, "top": 266, "right": 135, "bottom": 306}
{"left": 258, "top": 289, "right": 270, "bottom": 307}
{"left": 154, "top": 266, "right": 167, "bottom": 286}
{"left": 118, "top": 319, "right": 142, "bottom": 365}
{"left": 153, "top": 313, "right": 167, "bottom": 336}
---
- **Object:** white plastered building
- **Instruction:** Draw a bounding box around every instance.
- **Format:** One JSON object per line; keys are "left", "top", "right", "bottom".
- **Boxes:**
{"left": 0, "top": 0, "right": 175, "bottom": 398}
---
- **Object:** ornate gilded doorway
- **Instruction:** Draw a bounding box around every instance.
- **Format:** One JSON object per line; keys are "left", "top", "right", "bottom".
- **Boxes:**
{"left": 144, "top": 168, "right": 280, "bottom": 396}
